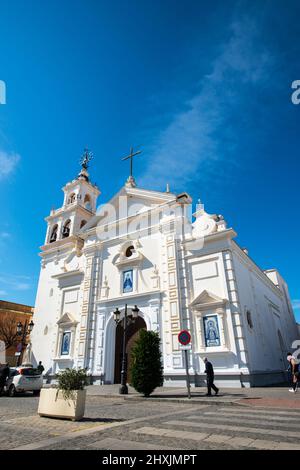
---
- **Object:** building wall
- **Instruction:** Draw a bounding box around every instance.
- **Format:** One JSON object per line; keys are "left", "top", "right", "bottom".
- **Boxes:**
{"left": 232, "top": 245, "right": 299, "bottom": 384}
{"left": 182, "top": 240, "right": 250, "bottom": 388}
{"left": 0, "top": 300, "right": 34, "bottom": 366}
{"left": 31, "top": 184, "right": 299, "bottom": 387}
{"left": 31, "top": 247, "right": 85, "bottom": 375}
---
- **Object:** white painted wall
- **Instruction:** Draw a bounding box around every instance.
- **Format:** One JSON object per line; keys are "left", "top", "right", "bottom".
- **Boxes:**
{"left": 232, "top": 246, "right": 298, "bottom": 375}
{"left": 32, "top": 181, "right": 299, "bottom": 387}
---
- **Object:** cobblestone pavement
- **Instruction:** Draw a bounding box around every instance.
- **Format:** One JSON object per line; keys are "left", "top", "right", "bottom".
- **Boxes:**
{"left": 0, "top": 394, "right": 189, "bottom": 449}
{"left": 1, "top": 392, "right": 300, "bottom": 450}
{"left": 86, "top": 384, "right": 300, "bottom": 408}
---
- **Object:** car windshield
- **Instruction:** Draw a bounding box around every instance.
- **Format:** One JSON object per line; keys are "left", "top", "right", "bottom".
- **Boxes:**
{"left": 20, "top": 368, "right": 40, "bottom": 376}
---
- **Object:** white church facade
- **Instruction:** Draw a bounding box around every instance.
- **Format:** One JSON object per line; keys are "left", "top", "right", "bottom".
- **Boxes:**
{"left": 31, "top": 150, "right": 299, "bottom": 388}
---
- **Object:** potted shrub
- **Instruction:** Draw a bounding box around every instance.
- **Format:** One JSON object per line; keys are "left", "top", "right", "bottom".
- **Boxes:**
{"left": 130, "top": 330, "right": 163, "bottom": 397}
{"left": 38, "top": 368, "right": 88, "bottom": 421}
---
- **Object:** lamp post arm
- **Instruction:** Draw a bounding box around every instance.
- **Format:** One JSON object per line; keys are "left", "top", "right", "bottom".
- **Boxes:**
{"left": 16, "top": 319, "right": 32, "bottom": 367}
{"left": 17, "top": 320, "right": 28, "bottom": 367}
{"left": 22, "top": 319, "right": 28, "bottom": 345}
{"left": 120, "top": 304, "right": 128, "bottom": 394}
{"left": 122, "top": 304, "right": 127, "bottom": 371}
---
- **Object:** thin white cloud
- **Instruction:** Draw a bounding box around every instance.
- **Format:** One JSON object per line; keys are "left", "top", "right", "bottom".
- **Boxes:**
{"left": 0, "top": 232, "right": 11, "bottom": 239}
{"left": 292, "top": 300, "right": 300, "bottom": 311}
{"left": 14, "top": 282, "right": 31, "bottom": 291}
{"left": 140, "top": 16, "right": 273, "bottom": 190}
{"left": 0, "top": 150, "right": 20, "bottom": 179}
{"left": 0, "top": 274, "right": 31, "bottom": 292}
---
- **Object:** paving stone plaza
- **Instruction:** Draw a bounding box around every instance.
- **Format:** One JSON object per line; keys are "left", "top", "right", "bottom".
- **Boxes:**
{"left": 1, "top": 386, "right": 300, "bottom": 451}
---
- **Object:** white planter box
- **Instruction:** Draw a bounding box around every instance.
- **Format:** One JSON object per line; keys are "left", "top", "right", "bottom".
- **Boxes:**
{"left": 38, "top": 388, "right": 86, "bottom": 421}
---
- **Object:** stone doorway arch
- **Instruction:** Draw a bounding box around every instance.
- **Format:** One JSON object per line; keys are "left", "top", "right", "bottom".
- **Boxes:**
{"left": 114, "top": 316, "right": 147, "bottom": 384}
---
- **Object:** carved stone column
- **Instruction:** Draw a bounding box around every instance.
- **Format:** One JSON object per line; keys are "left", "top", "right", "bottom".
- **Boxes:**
{"left": 216, "top": 307, "right": 227, "bottom": 348}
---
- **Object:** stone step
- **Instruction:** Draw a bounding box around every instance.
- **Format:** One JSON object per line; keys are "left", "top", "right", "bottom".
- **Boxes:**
{"left": 132, "top": 426, "right": 300, "bottom": 450}
{"left": 192, "top": 413, "right": 300, "bottom": 428}
{"left": 90, "top": 437, "right": 175, "bottom": 450}
{"left": 219, "top": 407, "right": 300, "bottom": 417}
{"left": 200, "top": 410, "right": 300, "bottom": 422}
{"left": 164, "top": 419, "right": 300, "bottom": 440}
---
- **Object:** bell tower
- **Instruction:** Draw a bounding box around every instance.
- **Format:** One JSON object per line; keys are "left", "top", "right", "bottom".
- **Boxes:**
{"left": 44, "top": 149, "right": 100, "bottom": 246}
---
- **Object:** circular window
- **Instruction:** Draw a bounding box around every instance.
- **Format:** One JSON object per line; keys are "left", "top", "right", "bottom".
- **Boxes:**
{"left": 246, "top": 310, "right": 253, "bottom": 329}
{"left": 125, "top": 245, "right": 134, "bottom": 258}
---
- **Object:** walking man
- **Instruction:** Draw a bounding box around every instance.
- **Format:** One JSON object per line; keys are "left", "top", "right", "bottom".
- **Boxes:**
{"left": 204, "top": 357, "right": 219, "bottom": 396}
{"left": 37, "top": 361, "right": 44, "bottom": 375}
{"left": 0, "top": 363, "right": 10, "bottom": 396}
{"left": 287, "top": 353, "right": 299, "bottom": 393}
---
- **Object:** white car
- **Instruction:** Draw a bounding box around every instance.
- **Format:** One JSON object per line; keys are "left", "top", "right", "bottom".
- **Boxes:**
{"left": 5, "top": 366, "right": 43, "bottom": 397}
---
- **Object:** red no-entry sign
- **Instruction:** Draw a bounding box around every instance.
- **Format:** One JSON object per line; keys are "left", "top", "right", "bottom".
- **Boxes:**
{"left": 178, "top": 330, "right": 192, "bottom": 399}
{"left": 178, "top": 330, "right": 191, "bottom": 346}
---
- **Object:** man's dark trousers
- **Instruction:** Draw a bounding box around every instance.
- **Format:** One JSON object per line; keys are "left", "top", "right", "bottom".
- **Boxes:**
{"left": 207, "top": 375, "right": 218, "bottom": 395}
{"left": 205, "top": 360, "right": 218, "bottom": 395}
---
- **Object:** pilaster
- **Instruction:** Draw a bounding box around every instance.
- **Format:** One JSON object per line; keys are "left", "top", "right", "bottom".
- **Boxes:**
{"left": 222, "top": 250, "right": 249, "bottom": 369}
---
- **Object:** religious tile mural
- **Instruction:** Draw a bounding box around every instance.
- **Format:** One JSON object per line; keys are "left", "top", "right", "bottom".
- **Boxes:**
{"left": 123, "top": 269, "right": 133, "bottom": 293}
{"left": 61, "top": 331, "right": 71, "bottom": 355}
{"left": 203, "top": 315, "right": 220, "bottom": 347}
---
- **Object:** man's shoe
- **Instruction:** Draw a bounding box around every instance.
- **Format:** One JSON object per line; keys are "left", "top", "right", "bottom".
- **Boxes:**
{"left": 289, "top": 389, "right": 295, "bottom": 393}
{"left": 205, "top": 393, "right": 212, "bottom": 396}
{"left": 215, "top": 388, "right": 219, "bottom": 395}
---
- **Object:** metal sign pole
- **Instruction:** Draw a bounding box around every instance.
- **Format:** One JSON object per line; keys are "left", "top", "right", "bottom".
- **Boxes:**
{"left": 184, "top": 349, "right": 191, "bottom": 399}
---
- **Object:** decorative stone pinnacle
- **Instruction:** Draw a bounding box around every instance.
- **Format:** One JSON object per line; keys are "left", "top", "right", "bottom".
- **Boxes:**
{"left": 125, "top": 175, "right": 137, "bottom": 188}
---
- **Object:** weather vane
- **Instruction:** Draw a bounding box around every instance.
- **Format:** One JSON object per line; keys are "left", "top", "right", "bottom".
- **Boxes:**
{"left": 80, "top": 148, "right": 93, "bottom": 170}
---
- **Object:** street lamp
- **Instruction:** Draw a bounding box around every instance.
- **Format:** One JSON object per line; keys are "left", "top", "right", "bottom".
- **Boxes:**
{"left": 114, "top": 304, "right": 140, "bottom": 394}
{"left": 16, "top": 319, "right": 34, "bottom": 366}
{"left": 113, "top": 307, "right": 121, "bottom": 323}
{"left": 131, "top": 305, "right": 139, "bottom": 319}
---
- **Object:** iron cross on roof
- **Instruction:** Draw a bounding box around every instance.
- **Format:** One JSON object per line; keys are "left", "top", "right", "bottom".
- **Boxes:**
{"left": 121, "top": 147, "right": 142, "bottom": 177}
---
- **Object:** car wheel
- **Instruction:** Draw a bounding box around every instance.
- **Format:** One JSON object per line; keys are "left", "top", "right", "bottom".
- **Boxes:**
{"left": 8, "top": 385, "right": 16, "bottom": 397}
{"left": 33, "top": 390, "right": 40, "bottom": 397}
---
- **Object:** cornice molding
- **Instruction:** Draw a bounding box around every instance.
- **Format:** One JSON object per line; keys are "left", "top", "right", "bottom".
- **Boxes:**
{"left": 46, "top": 203, "right": 94, "bottom": 221}
{"left": 97, "top": 290, "right": 161, "bottom": 305}
{"left": 40, "top": 236, "right": 78, "bottom": 256}
{"left": 52, "top": 269, "right": 84, "bottom": 280}
{"left": 190, "top": 289, "right": 227, "bottom": 310}
{"left": 183, "top": 228, "right": 237, "bottom": 251}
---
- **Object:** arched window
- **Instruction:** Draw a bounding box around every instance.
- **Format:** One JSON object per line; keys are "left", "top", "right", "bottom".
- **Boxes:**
{"left": 49, "top": 224, "right": 58, "bottom": 243}
{"left": 84, "top": 194, "right": 92, "bottom": 211}
{"left": 125, "top": 245, "right": 134, "bottom": 258}
{"left": 80, "top": 220, "right": 87, "bottom": 229}
{"left": 62, "top": 219, "right": 71, "bottom": 238}
{"left": 68, "top": 193, "right": 76, "bottom": 204}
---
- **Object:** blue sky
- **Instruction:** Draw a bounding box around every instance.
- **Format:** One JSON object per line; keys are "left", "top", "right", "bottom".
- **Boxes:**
{"left": 0, "top": 0, "right": 299, "bottom": 321}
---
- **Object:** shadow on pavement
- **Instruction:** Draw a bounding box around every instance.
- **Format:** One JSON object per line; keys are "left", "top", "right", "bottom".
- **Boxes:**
{"left": 81, "top": 417, "right": 123, "bottom": 423}
{"left": 150, "top": 392, "right": 246, "bottom": 398}
{"left": 39, "top": 415, "right": 123, "bottom": 423}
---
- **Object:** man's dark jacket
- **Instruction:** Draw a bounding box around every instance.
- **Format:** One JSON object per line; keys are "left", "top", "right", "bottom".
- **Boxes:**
{"left": 0, "top": 365, "right": 10, "bottom": 386}
{"left": 204, "top": 361, "right": 214, "bottom": 379}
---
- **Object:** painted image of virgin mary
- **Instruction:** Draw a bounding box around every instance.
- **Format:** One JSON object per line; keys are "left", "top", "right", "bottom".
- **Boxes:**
{"left": 207, "top": 320, "right": 218, "bottom": 340}
{"left": 123, "top": 270, "right": 133, "bottom": 292}
{"left": 61, "top": 332, "right": 71, "bottom": 355}
{"left": 204, "top": 316, "right": 220, "bottom": 347}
